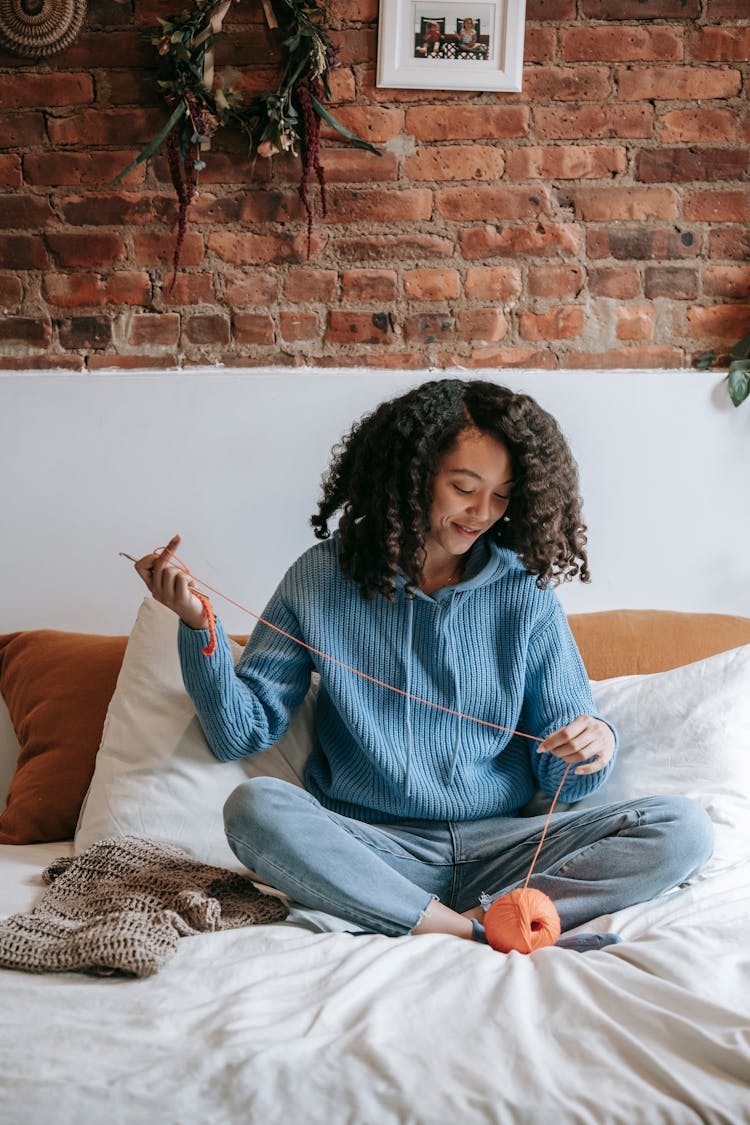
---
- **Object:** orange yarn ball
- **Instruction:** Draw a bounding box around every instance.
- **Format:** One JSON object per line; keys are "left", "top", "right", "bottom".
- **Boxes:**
{"left": 484, "top": 888, "right": 561, "bottom": 953}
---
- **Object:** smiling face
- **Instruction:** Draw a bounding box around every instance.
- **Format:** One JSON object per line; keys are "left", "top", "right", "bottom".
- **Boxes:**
{"left": 424, "top": 427, "right": 513, "bottom": 572}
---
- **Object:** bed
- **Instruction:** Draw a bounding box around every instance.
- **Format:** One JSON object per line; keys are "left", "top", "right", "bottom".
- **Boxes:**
{"left": 2, "top": 601, "right": 750, "bottom": 1125}
{"left": 1, "top": 368, "right": 749, "bottom": 1123}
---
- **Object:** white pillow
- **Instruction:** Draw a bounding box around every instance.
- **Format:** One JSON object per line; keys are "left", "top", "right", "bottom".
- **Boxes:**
{"left": 581, "top": 644, "right": 750, "bottom": 878}
{"left": 75, "top": 598, "right": 316, "bottom": 870}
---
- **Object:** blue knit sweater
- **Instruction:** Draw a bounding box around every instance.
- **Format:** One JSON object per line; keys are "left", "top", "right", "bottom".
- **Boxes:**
{"left": 178, "top": 536, "right": 616, "bottom": 824}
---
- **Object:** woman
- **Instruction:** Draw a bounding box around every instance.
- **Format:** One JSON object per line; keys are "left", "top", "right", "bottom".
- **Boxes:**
{"left": 136, "top": 379, "right": 712, "bottom": 947}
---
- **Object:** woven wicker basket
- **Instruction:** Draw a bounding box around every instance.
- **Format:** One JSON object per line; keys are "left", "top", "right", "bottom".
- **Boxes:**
{"left": 0, "top": 0, "right": 86, "bottom": 57}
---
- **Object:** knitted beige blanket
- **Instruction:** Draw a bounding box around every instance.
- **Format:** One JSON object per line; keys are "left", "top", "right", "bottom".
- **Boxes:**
{"left": 0, "top": 835, "right": 288, "bottom": 978}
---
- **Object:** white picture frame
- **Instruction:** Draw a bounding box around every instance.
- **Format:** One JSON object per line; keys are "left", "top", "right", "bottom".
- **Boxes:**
{"left": 377, "top": 0, "right": 526, "bottom": 92}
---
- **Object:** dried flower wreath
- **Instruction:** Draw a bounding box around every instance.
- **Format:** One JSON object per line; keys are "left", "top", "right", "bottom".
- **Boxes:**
{"left": 113, "top": 0, "right": 379, "bottom": 275}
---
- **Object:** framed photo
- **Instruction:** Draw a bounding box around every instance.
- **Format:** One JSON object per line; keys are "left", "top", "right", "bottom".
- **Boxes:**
{"left": 377, "top": 0, "right": 526, "bottom": 92}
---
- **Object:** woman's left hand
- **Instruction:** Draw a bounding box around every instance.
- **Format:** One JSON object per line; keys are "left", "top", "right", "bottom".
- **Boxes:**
{"left": 537, "top": 716, "right": 615, "bottom": 775}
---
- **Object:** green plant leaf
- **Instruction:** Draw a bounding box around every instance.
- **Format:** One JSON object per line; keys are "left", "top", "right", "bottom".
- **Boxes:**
{"left": 727, "top": 360, "right": 750, "bottom": 407}
{"left": 109, "top": 100, "right": 186, "bottom": 185}
{"left": 309, "top": 94, "right": 381, "bottom": 155}
{"left": 694, "top": 349, "right": 716, "bottom": 371}
{"left": 729, "top": 334, "right": 750, "bottom": 362}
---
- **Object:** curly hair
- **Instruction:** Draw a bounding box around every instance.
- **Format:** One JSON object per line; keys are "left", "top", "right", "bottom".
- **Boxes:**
{"left": 310, "top": 378, "right": 590, "bottom": 599}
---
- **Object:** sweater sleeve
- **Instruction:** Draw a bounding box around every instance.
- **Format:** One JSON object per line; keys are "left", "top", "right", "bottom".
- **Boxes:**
{"left": 178, "top": 583, "right": 314, "bottom": 763}
{"left": 520, "top": 597, "right": 618, "bottom": 803}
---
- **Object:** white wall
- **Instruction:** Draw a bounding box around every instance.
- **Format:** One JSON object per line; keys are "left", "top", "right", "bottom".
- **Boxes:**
{"left": 1, "top": 367, "right": 748, "bottom": 634}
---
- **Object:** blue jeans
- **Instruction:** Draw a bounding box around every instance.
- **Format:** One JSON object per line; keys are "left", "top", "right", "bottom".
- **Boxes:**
{"left": 223, "top": 777, "right": 714, "bottom": 936}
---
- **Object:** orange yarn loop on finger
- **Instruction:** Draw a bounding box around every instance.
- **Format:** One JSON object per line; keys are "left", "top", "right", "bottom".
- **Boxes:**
{"left": 483, "top": 888, "right": 561, "bottom": 954}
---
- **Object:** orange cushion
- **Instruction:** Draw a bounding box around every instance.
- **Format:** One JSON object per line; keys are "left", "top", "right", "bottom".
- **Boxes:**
{"left": 0, "top": 631, "right": 126, "bottom": 844}
{"left": 569, "top": 610, "right": 750, "bottom": 681}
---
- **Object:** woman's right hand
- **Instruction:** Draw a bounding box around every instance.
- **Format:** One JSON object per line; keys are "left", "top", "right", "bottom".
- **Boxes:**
{"left": 134, "top": 534, "right": 208, "bottom": 630}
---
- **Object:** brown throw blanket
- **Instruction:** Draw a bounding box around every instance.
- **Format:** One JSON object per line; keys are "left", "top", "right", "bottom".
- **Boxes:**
{"left": 0, "top": 835, "right": 288, "bottom": 978}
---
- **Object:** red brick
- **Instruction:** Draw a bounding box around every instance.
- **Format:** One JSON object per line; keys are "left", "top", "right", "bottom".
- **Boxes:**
{"left": 46, "top": 109, "right": 168, "bottom": 147}
{"left": 572, "top": 187, "right": 678, "bottom": 221}
{"left": 438, "top": 346, "right": 559, "bottom": 370}
{"left": 644, "top": 267, "right": 699, "bottom": 300}
{"left": 362, "top": 70, "right": 474, "bottom": 105}
{"left": 459, "top": 223, "right": 581, "bottom": 260}
{"left": 279, "top": 312, "right": 319, "bottom": 341}
{"left": 636, "top": 148, "right": 748, "bottom": 184}
{"left": 129, "top": 314, "right": 180, "bottom": 346}
{"left": 162, "top": 274, "right": 216, "bottom": 304}
{"left": 327, "top": 0, "right": 377, "bottom": 21}
{"left": 403, "top": 314, "right": 455, "bottom": 344}
{"left": 456, "top": 309, "right": 508, "bottom": 342}
{"left": 690, "top": 28, "right": 750, "bottom": 62}
{"left": 404, "top": 106, "right": 529, "bottom": 141}
{"left": 327, "top": 28, "right": 376, "bottom": 66}
{"left": 24, "top": 152, "right": 146, "bottom": 187}
{"left": 562, "top": 26, "right": 682, "bottom": 62}
{"left": 738, "top": 107, "right": 750, "bottom": 146}
{"left": 153, "top": 151, "right": 267, "bottom": 186}
{"left": 526, "top": 0, "right": 575, "bottom": 17}
{"left": 617, "top": 65, "right": 741, "bottom": 101}
{"left": 0, "top": 234, "right": 48, "bottom": 269}
{"left": 0, "top": 274, "right": 23, "bottom": 307}
{"left": 587, "top": 227, "right": 700, "bottom": 261}
{"left": 527, "top": 265, "right": 584, "bottom": 299}
{"left": 0, "top": 154, "right": 21, "bottom": 187}
{"left": 0, "top": 354, "right": 84, "bottom": 371}
{"left": 683, "top": 190, "right": 750, "bottom": 223}
{"left": 87, "top": 0, "right": 132, "bottom": 27}
{"left": 435, "top": 186, "right": 553, "bottom": 221}
{"left": 581, "top": 0, "right": 699, "bottom": 14}
{"left": 404, "top": 146, "right": 505, "bottom": 182}
{"left": 284, "top": 270, "right": 338, "bottom": 303}
{"left": 325, "top": 189, "right": 432, "bottom": 224}
{"left": 465, "top": 267, "right": 523, "bottom": 301}
{"left": 519, "top": 306, "right": 584, "bottom": 341}
{"left": 523, "top": 67, "right": 612, "bottom": 102}
{"left": 59, "top": 192, "right": 176, "bottom": 226}
{"left": 589, "top": 268, "right": 641, "bottom": 299}
{"left": 702, "top": 266, "right": 750, "bottom": 299}
{"left": 616, "top": 306, "right": 655, "bottom": 341}
{"left": 533, "top": 104, "right": 654, "bottom": 141}
{"left": 708, "top": 228, "right": 750, "bottom": 261}
{"left": 182, "top": 314, "right": 231, "bottom": 346}
{"left": 326, "top": 69, "right": 357, "bottom": 103}
{"left": 403, "top": 269, "right": 461, "bottom": 301}
{"left": 658, "top": 109, "right": 736, "bottom": 144}
{"left": 0, "top": 112, "right": 46, "bottom": 148}
{"left": 43, "top": 272, "right": 151, "bottom": 307}
{"left": 55, "top": 29, "right": 154, "bottom": 68}
{"left": 208, "top": 231, "right": 327, "bottom": 264}
{"left": 238, "top": 190, "right": 305, "bottom": 224}
{"left": 706, "top": 0, "right": 749, "bottom": 12}
{"left": 523, "top": 27, "right": 557, "bottom": 64}
{"left": 186, "top": 194, "right": 243, "bottom": 224}
{"left": 132, "top": 232, "right": 204, "bottom": 267}
{"left": 305, "top": 149, "right": 398, "bottom": 184}
{"left": 58, "top": 316, "right": 112, "bottom": 349}
{"left": 103, "top": 71, "right": 163, "bottom": 107}
{"left": 332, "top": 235, "right": 454, "bottom": 260}
{"left": 233, "top": 314, "right": 276, "bottom": 345}
{"left": 0, "top": 317, "right": 51, "bottom": 346}
{"left": 687, "top": 305, "right": 750, "bottom": 339}
{"left": 87, "top": 354, "right": 178, "bottom": 370}
{"left": 326, "top": 311, "right": 394, "bottom": 344}
{"left": 0, "top": 195, "right": 54, "bottom": 229}
{"left": 562, "top": 346, "right": 685, "bottom": 370}
{"left": 507, "top": 145, "right": 627, "bottom": 180}
{"left": 341, "top": 270, "right": 398, "bottom": 301}
{"left": 310, "top": 352, "right": 425, "bottom": 370}
{"left": 320, "top": 107, "right": 403, "bottom": 144}
{"left": 46, "top": 233, "right": 127, "bottom": 267}
{"left": 0, "top": 73, "right": 93, "bottom": 109}
{"left": 223, "top": 271, "right": 278, "bottom": 306}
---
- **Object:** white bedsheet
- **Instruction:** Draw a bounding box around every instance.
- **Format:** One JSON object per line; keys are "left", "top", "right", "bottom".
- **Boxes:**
{"left": 1, "top": 844, "right": 749, "bottom": 1125}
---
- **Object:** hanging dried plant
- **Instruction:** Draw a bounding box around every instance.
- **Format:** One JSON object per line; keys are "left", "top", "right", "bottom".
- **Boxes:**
{"left": 112, "top": 0, "right": 380, "bottom": 278}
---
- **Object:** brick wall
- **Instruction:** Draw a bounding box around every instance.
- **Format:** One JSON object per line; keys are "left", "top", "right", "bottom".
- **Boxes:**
{"left": 0, "top": 0, "right": 748, "bottom": 370}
